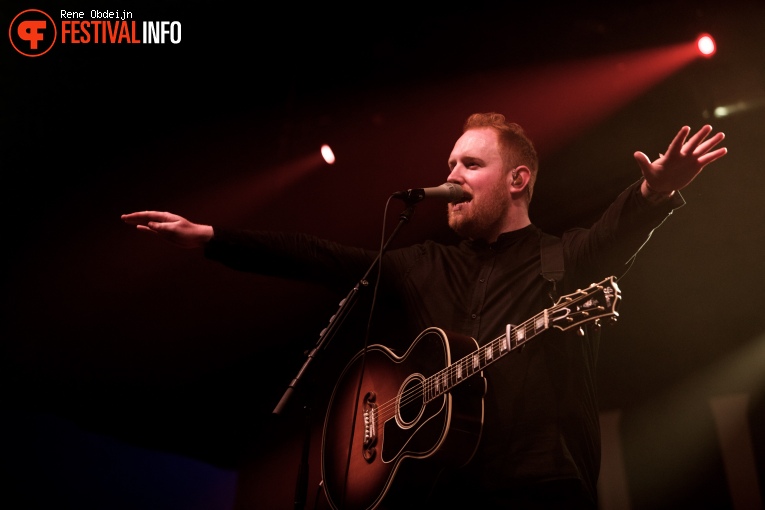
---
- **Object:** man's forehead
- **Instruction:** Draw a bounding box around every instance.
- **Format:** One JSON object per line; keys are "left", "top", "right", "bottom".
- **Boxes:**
{"left": 450, "top": 128, "right": 500, "bottom": 158}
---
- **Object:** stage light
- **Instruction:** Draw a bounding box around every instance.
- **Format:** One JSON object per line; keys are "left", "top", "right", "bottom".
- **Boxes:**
{"left": 696, "top": 33, "right": 716, "bottom": 57}
{"left": 321, "top": 144, "right": 336, "bottom": 164}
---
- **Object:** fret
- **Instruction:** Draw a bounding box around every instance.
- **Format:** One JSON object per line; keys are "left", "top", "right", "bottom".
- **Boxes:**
{"left": 534, "top": 312, "right": 546, "bottom": 333}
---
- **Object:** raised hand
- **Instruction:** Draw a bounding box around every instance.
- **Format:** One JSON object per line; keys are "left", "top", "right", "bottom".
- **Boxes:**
{"left": 634, "top": 125, "right": 727, "bottom": 195}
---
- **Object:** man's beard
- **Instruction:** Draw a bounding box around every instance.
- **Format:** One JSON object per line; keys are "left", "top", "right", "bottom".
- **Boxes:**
{"left": 448, "top": 177, "right": 509, "bottom": 241}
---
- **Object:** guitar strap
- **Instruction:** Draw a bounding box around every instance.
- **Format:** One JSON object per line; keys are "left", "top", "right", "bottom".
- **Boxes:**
{"left": 540, "top": 233, "right": 564, "bottom": 300}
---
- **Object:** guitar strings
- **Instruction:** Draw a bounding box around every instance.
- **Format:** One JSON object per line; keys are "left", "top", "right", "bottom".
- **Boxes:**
{"left": 372, "top": 333, "right": 505, "bottom": 422}
{"left": 370, "top": 322, "right": 534, "bottom": 422}
{"left": 362, "top": 281, "right": 613, "bottom": 423}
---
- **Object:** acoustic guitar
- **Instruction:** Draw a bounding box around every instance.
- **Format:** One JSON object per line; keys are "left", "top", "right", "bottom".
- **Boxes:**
{"left": 321, "top": 276, "right": 621, "bottom": 510}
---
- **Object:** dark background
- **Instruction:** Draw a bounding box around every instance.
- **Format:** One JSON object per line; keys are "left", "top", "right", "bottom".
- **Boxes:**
{"left": 3, "top": 1, "right": 765, "bottom": 509}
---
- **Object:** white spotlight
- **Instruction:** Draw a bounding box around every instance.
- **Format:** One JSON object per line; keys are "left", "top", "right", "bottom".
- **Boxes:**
{"left": 321, "top": 144, "right": 336, "bottom": 165}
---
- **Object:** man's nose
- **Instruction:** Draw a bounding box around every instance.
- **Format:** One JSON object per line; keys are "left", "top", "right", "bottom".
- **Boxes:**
{"left": 447, "top": 166, "right": 464, "bottom": 183}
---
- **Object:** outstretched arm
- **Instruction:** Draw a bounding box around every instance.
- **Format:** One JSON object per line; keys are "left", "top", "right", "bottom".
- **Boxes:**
{"left": 121, "top": 211, "right": 213, "bottom": 248}
{"left": 634, "top": 124, "right": 727, "bottom": 200}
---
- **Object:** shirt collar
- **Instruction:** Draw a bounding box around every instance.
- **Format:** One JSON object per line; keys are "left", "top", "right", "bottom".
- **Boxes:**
{"left": 464, "top": 224, "right": 538, "bottom": 251}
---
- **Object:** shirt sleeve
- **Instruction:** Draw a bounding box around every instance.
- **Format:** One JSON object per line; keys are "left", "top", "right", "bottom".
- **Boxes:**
{"left": 562, "top": 178, "right": 686, "bottom": 286}
{"left": 204, "top": 228, "right": 378, "bottom": 292}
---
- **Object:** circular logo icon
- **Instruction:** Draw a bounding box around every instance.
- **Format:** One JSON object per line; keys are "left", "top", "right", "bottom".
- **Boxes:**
{"left": 9, "top": 9, "right": 57, "bottom": 57}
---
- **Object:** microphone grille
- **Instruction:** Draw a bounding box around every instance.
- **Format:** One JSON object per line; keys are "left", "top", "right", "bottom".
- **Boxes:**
{"left": 444, "top": 182, "right": 464, "bottom": 201}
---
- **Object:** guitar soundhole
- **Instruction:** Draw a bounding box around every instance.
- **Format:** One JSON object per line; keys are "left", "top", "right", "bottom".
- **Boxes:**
{"left": 397, "top": 375, "right": 425, "bottom": 427}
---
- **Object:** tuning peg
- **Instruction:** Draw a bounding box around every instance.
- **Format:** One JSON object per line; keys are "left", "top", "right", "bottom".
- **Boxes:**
{"left": 576, "top": 327, "right": 585, "bottom": 337}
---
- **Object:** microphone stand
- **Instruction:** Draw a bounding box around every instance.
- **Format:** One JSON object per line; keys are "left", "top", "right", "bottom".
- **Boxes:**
{"left": 273, "top": 199, "right": 419, "bottom": 510}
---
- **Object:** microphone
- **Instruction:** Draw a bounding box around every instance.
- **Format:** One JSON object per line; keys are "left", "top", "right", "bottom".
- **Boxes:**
{"left": 392, "top": 183, "right": 465, "bottom": 203}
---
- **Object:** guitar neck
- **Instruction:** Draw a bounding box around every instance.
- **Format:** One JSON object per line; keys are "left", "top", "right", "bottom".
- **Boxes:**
{"left": 423, "top": 312, "right": 546, "bottom": 402}
{"left": 421, "top": 276, "right": 620, "bottom": 402}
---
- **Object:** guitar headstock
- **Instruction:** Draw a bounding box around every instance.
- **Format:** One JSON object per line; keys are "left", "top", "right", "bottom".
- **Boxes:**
{"left": 549, "top": 276, "right": 621, "bottom": 331}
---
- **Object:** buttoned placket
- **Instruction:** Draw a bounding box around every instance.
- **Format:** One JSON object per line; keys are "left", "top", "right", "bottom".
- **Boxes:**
{"left": 468, "top": 248, "right": 497, "bottom": 342}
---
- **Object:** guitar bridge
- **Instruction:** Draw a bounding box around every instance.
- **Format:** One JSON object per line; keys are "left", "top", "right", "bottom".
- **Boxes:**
{"left": 363, "top": 391, "right": 377, "bottom": 462}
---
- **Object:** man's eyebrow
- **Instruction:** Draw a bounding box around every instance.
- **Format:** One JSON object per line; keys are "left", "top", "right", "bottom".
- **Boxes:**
{"left": 448, "top": 155, "right": 485, "bottom": 168}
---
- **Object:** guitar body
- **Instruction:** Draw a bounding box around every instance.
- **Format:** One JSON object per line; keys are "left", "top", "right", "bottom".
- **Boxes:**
{"left": 321, "top": 327, "right": 486, "bottom": 510}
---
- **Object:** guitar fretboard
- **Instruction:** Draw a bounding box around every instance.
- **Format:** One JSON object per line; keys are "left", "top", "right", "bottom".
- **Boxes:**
{"left": 419, "top": 277, "right": 619, "bottom": 403}
{"left": 423, "top": 310, "right": 548, "bottom": 402}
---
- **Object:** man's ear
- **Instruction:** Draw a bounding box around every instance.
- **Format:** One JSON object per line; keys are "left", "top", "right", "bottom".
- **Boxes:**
{"left": 510, "top": 165, "right": 530, "bottom": 192}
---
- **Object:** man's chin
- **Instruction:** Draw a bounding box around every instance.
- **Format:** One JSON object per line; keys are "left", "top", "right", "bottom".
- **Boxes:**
{"left": 448, "top": 217, "right": 469, "bottom": 237}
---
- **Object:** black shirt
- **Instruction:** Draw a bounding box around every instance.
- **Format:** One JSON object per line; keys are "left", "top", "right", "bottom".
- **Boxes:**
{"left": 205, "top": 180, "right": 684, "bottom": 507}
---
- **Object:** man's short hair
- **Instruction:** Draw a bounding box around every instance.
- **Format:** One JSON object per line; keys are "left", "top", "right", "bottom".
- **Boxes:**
{"left": 463, "top": 112, "right": 538, "bottom": 201}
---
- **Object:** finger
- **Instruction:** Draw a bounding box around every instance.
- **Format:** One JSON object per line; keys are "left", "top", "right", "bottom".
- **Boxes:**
{"left": 666, "top": 126, "right": 692, "bottom": 155}
{"left": 147, "top": 220, "right": 176, "bottom": 231}
{"left": 693, "top": 132, "right": 725, "bottom": 156}
{"left": 121, "top": 211, "right": 173, "bottom": 225}
{"left": 682, "top": 125, "right": 714, "bottom": 153}
{"left": 633, "top": 151, "right": 652, "bottom": 174}
{"left": 122, "top": 211, "right": 162, "bottom": 218}
{"left": 697, "top": 147, "right": 728, "bottom": 166}
{"left": 122, "top": 213, "right": 152, "bottom": 226}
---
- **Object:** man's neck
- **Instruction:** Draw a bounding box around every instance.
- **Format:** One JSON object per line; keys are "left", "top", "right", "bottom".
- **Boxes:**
{"left": 486, "top": 210, "right": 531, "bottom": 243}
